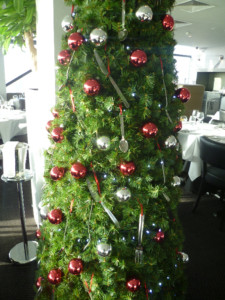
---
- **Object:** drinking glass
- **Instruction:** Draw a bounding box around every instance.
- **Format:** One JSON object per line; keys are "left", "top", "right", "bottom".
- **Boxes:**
{"left": 196, "top": 112, "right": 204, "bottom": 123}
{"left": 189, "top": 115, "right": 196, "bottom": 124}
{"left": 192, "top": 110, "right": 199, "bottom": 122}
{"left": 180, "top": 115, "right": 188, "bottom": 122}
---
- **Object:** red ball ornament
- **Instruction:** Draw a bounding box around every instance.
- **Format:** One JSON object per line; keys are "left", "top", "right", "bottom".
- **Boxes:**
{"left": 83, "top": 79, "right": 101, "bottom": 96}
{"left": 58, "top": 50, "right": 71, "bottom": 65}
{"left": 162, "top": 14, "right": 174, "bottom": 31}
{"left": 50, "top": 166, "right": 65, "bottom": 181}
{"left": 36, "top": 276, "right": 44, "bottom": 288}
{"left": 142, "top": 122, "right": 158, "bottom": 138}
{"left": 130, "top": 50, "right": 147, "bottom": 67}
{"left": 48, "top": 209, "right": 63, "bottom": 225}
{"left": 70, "top": 162, "right": 87, "bottom": 179}
{"left": 68, "top": 259, "right": 84, "bottom": 275}
{"left": 175, "top": 88, "right": 191, "bottom": 103}
{"left": 120, "top": 162, "right": 136, "bottom": 176}
{"left": 46, "top": 120, "right": 53, "bottom": 132}
{"left": 36, "top": 229, "right": 41, "bottom": 239}
{"left": 154, "top": 230, "right": 165, "bottom": 243}
{"left": 68, "top": 32, "right": 84, "bottom": 50}
{"left": 47, "top": 268, "right": 63, "bottom": 285}
{"left": 126, "top": 278, "right": 141, "bottom": 293}
{"left": 174, "top": 121, "right": 182, "bottom": 132}
{"left": 51, "top": 127, "right": 64, "bottom": 143}
{"left": 52, "top": 108, "right": 59, "bottom": 118}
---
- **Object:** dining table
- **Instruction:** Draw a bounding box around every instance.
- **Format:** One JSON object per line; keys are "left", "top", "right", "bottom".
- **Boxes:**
{"left": 177, "top": 121, "right": 225, "bottom": 182}
{"left": 0, "top": 109, "right": 27, "bottom": 144}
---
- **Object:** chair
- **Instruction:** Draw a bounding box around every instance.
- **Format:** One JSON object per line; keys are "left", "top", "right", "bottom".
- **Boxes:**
{"left": 192, "top": 136, "right": 225, "bottom": 229}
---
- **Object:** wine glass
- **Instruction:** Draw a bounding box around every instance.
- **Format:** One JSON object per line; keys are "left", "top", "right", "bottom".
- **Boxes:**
{"left": 180, "top": 115, "right": 188, "bottom": 122}
{"left": 192, "top": 110, "right": 199, "bottom": 122}
{"left": 196, "top": 112, "right": 204, "bottom": 123}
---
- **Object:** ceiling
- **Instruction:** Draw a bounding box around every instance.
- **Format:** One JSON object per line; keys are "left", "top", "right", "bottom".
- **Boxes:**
{"left": 171, "top": 0, "right": 225, "bottom": 49}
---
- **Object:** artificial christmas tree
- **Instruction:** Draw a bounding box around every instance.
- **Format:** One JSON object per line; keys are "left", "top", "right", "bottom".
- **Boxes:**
{"left": 36, "top": 0, "right": 189, "bottom": 299}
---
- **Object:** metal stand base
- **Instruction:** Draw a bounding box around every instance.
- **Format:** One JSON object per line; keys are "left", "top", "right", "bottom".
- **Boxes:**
{"left": 9, "top": 241, "right": 38, "bottom": 264}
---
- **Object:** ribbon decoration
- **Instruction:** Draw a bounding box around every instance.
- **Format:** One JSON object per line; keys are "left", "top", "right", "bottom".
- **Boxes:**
{"left": 84, "top": 273, "right": 94, "bottom": 299}
{"left": 70, "top": 199, "right": 74, "bottom": 213}
{"left": 159, "top": 56, "right": 172, "bottom": 124}
{"left": 90, "top": 163, "right": 101, "bottom": 196}
{"left": 144, "top": 282, "right": 149, "bottom": 300}
{"left": 86, "top": 178, "right": 120, "bottom": 228}
{"left": 69, "top": 89, "right": 76, "bottom": 112}
{"left": 93, "top": 48, "right": 130, "bottom": 108}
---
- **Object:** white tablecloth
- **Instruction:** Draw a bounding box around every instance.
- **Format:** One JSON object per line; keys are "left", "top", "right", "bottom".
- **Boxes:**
{"left": 0, "top": 110, "right": 27, "bottom": 143}
{"left": 178, "top": 122, "right": 225, "bottom": 181}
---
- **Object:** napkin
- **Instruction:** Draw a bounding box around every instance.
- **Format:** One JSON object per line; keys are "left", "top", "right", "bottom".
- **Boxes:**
{"left": 2, "top": 141, "right": 19, "bottom": 178}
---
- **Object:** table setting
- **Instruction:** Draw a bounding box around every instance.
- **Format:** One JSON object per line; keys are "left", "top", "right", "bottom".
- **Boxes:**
{"left": 178, "top": 112, "right": 225, "bottom": 181}
{"left": 0, "top": 108, "right": 27, "bottom": 143}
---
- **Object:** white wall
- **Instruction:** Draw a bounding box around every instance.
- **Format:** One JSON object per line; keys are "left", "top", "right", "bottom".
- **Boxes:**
{"left": 0, "top": 48, "right": 6, "bottom": 100}
{"left": 27, "top": 0, "right": 69, "bottom": 225}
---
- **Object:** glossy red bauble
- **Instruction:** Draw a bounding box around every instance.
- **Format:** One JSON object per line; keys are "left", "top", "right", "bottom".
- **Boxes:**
{"left": 70, "top": 162, "right": 87, "bottom": 179}
{"left": 48, "top": 209, "right": 63, "bottom": 225}
{"left": 120, "top": 162, "right": 136, "bottom": 176}
{"left": 68, "top": 32, "right": 84, "bottom": 50}
{"left": 130, "top": 50, "right": 147, "bottom": 67}
{"left": 175, "top": 88, "right": 191, "bottom": 103}
{"left": 154, "top": 230, "right": 165, "bottom": 243}
{"left": 83, "top": 79, "right": 101, "bottom": 96}
{"left": 162, "top": 14, "right": 174, "bottom": 31}
{"left": 52, "top": 108, "right": 59, "bottom": 118}
{"left": 58, "top": 50, "right": 71, "bottom": 65}
{"left": 174, "top": 121, "right": 182, "bottom": 132}
{"left": 36, "top": 229, "right": 41, "bottom": 239}
{"left": 51, "top": 127, "right": 64, "bottom": 143}
{"left": 50, "top": 166, "right": 65, "bottom": 181}
{"left": 47, "top": 268, "right": 63, "bottom": 285}
{"left": 36, "top": 276, "right": 44, "bottom": 288}
{"left": 68, "top": 259, "right": 84, "bottom": 275}
{"left": 142, "top": 122, "right": 158, "bottom": 138}
{"left": 126, "top": 277, "right": 141, "bottom": 293}
{"left": 46, "top": 120, "right": 53, "bottom": 132}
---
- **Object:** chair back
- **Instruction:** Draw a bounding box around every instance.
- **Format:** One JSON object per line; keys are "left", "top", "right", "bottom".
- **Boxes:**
{"left": 200, "top": 136, "right": 225, "bottom": 169}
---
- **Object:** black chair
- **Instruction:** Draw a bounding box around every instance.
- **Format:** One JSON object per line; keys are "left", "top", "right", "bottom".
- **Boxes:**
{"left": 192, "top": 136, "right": 225, "bottom": 229}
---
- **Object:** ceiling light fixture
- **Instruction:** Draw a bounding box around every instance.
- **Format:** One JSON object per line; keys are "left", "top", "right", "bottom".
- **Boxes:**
{"left": 176, "top": 0, "right": 215, "bottom": 13}
{"left": 174, "top": 20, "right": 192, "bottom": 28}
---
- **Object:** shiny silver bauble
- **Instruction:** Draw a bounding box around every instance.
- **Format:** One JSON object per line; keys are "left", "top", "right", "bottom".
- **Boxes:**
{"left": 96, "top": 136, "right": 111, "bottom": 151}
{"left": 90, "top": 28, "right": 108, "bottom": 46}
{"left": 97, "top": 243, "right": 112, "bottom": 257}
{"left": 116, "top": 187, "right": 131, "bottom": 202}
{"left": 61, "top": 15, "right": 73, "bottom": 32}
{"left": 136, "top": 5, "right": 153, "bottom": 22}
{"left": 38, "top": 201, "right": 49, "bottom": 219}
{"left": 172, "top": 176, "right": 181, "bottom": 187}
{"left": 165, "top": 135, "right": 177, "bottom": 148}
{"left": 179, "top": 251, "right": 189, "bottom": 263}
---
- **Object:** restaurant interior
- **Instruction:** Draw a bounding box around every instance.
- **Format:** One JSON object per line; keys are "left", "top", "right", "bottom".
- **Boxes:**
{"left": 0, "top": 1, "right": 225, "bottom": 299}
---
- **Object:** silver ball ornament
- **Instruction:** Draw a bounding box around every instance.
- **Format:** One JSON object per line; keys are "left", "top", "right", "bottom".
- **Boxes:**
{"left": 165, "top": 135, "right": 177, "bottom": 148}
{"left": 90, "top": 28, "right": 108, "bottom": 46}
{"left": 61, "top": 15, "right": 73, "bottom": 32}
{"left": 96, "top": 136, "right": 111, "bottom": 151}
{"left": 116, "top": 187, "right": 131, "bottom": 202}
{"left": 97, "top": 243, "right": 112, "bottom": 257}
{"left": 172, "top": 176, "right": 181, "bottom": 187}
{"left": 136, "top": 5, "right": 153, "bottom": 22}
{"left": 38, "top": 201, "right": 49, "bottom": 219}
{"left": 179, "top": 252, "right": 189, "bottom": 263}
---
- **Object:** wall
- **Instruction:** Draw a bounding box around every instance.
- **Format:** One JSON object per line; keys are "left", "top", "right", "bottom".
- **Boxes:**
{"left": 27, "top": 0, "right": 69, "bottom": 225}
{"left": 0, "top": 48, "right": 6, "bottom": 100}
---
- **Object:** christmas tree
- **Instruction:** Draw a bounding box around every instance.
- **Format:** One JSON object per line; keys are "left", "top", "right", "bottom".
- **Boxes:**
{"left": 36, "top": 0, "right": 190, "bottom": 299}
